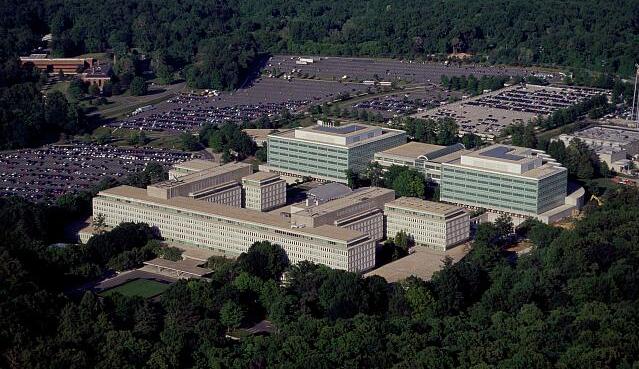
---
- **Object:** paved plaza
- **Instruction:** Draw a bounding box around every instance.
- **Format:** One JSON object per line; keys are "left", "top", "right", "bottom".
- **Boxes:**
{"left": 365, "top": 242, "right": 471, "bottom": 282}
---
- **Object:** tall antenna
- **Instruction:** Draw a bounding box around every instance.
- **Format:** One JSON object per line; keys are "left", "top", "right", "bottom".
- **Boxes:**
{"left": 633, "top": 64, "right": 639, "bottom": 128}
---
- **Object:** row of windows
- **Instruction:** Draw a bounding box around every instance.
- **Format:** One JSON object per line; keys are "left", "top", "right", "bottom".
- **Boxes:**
{"left": 445, "top": 168, "right": 538, "bottom": 186}
{"left": 97, "top": 198, "right": 351, "bottom": 250}
{"left": 271, "top": 147, "right": 348, "bottom": 161}
{"left": 269, "top": 139, "right": 347, "bottom": 154}
{"left": 97, "top": 204, "right": 371, "bottom": 271}
{"left": 444, "top": 175, "right": 537, "bottom": 193}
{"left": 443, "top": 182, "right": 538, "bottom": 202}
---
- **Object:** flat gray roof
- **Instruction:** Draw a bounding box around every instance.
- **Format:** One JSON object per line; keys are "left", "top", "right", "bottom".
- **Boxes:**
{"left": 143, "top": 258, "right": 212, "bottom": 277}
{"left": 479, "top": 146, "right": 527, "bottom": 161}
{"left": 172, "top": 159, "right": 219, "bottom": 172}
{"left": 312, "top": 124, "right": 368, "bottom": 134}
{"left": 242, "top": 171, "right": 281, "bottom": 183}
{"left": 294, "top": 187, "right": 394, "bottom": 218}
{"left": 152, "top": 162, "right": 251, "bottom": 189}
{"left": 377, "top": 142, "right": 445, "bottom": 160}
{"left": 567, "top": 125, "right": 639, "bottom": 144}
{"left": 270, "top": 125, "right": 406, "bottom": 148}
{"left": 386, "top": 197, "right": 466, "bottom": 217}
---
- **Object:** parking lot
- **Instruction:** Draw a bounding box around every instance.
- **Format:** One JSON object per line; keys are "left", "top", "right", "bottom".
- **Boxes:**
{"left": 112, "top": 78, "right": 365, "bottom": 132}
{"left": 413, "top": 84, "right": 608, "bottom": 139}
{"left": 0, "top": 143, "right": 195, "bottom": 203}
{"left": 466, "top": 84, "right": 605, "bottom": 115}
{"left": 268, "top": 55, "right": 534, "bottom": 84}
{"left": 351, "top": 85, "right": 461, "bottom": 118}
{"left": 108, "top": 56, "right": 549, "bottom": 133}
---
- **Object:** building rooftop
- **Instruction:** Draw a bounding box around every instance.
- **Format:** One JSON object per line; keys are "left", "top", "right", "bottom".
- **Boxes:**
{"left": 24, "top": 53, "right": 48, "bottom": 59}
{"left": 98, "top": 186, "right": 365, "bottom": 244}
{"left": 306, "top": 182, "right": 353, "bottom": 202}
{"left": 520, "top": 163, "right": 566, "bottom": 179}
{"left": 153, "top": 162, "right": 250, "bottom": 189}
{"left": 242, "top": 129, "right": 284, "bottom": 144}
{"left": 429, "top": 149, "right": 471, "bottom": 164}
{"left": 293, "top": 187, "right": 394, "bottom": 218}
{"left": 242, "top": 171, "right": 281, "bottom": 183}
{"left": 305, "top": 123, "right": 377, "bottom": 137}
{"left": 172, "top": 159, "right": 219, "bottom": 173}
{"left": 565, "top": 125, "right": 639, "bottom": 145}
{"left": 468, "top": 145, "right": 537, "bottom": 163}
{"left": 270, "top": 123, "right": 405, "bottom": 148}
{"left": 444, "top": 144, "right": 567, "bottom": 179}
{"left": 447, "top": 144, "right": 566, "bottom": 179}
{"left": 143, "top": 258, "right": 212, "bottom": 277}
{"left": 20, "top": 55, "right": 88, "bottom": 62}
{"left": 377, "top": 142, "right": 445, "bottom": 160}
{"left": 386, "top": 197, "right": 466, "bottom": 217}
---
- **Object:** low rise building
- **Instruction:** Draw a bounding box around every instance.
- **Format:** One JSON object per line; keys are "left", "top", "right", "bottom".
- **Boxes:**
{"left": 385, "top": 197, "right": 470, "bottom": 250}
{"left": 20, "top": 54, "right": 94, "bottom": 74}
{"left": 596, "top": 148, "right": 631, "bottom": 172}
{"left": 92, "top": 186, "right": 375, "bottom": 272}
{"left": 374, "top": 142, "right": 467, "bottom": 182}
{"left": 242, "top": 172, "right": 287, "bottom": 211}
{"left": 265, "top": 122, "right": 406, "bottom": 183}
{"left": 440, "top": 144, "right": 577, "bottom": 223}
{"left": 80, "top": 63, "right": 112, "bottom": 91}
{"left": 148, "top": 162, "right": 252, "bottom": 199}
{"left": 557, "top": 125, "right": 639, "bottom": 173}
{"left": 557, "top": 125, "right": 639, "bottom": 156}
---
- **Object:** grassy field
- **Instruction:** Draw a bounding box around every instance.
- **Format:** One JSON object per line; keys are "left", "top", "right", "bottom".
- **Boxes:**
{"left": 99, "top": 279, "right": 170, "bottom": 298}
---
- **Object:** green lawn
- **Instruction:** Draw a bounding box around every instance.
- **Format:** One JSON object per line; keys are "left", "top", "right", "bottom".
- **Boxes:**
{"left": 99, "top": 279, "right": 170, "bottom": 298}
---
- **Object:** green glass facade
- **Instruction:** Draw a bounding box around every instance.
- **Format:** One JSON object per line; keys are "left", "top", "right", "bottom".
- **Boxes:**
{"left": 440, "top": 164, "right": 567, "bottom": 216}
{"left": 268, "top": 136, "right": 350, "bottom": 181}
{"left": 267, "top": 133, "right": 406, "bottom": 183}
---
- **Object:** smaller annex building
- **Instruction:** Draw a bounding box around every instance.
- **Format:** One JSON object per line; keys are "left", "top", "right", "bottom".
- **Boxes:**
{"left": 384, "top": 197, "right": 470, "bottom": 251}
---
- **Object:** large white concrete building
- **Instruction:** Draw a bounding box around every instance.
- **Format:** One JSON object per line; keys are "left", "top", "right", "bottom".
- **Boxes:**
{"left": 385, "top": 197, "right": 470, "bottom": 251}
{"left": 92, "top": 186, "right": 376, "bottom": 272}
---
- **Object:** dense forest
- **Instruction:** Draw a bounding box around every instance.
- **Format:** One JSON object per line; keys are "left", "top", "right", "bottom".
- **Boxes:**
{"left": 2, "top": 0, "right": 639, "bottom": 80}
{"left": 1, "top": 174, "right": 638, "bottom": 368}
{"left": 0, "top": 61, "right": 89, "bottom": 149}
{"left": 1, "top": 0, "right": 638, "bottom": 148}
{"left": 45, "top": 0, "right": 639, "bottom": 76}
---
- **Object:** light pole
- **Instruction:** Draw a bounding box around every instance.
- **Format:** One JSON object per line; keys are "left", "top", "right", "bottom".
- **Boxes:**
{"left": 632, "top": 64, "right": 639, "bottom": 128}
